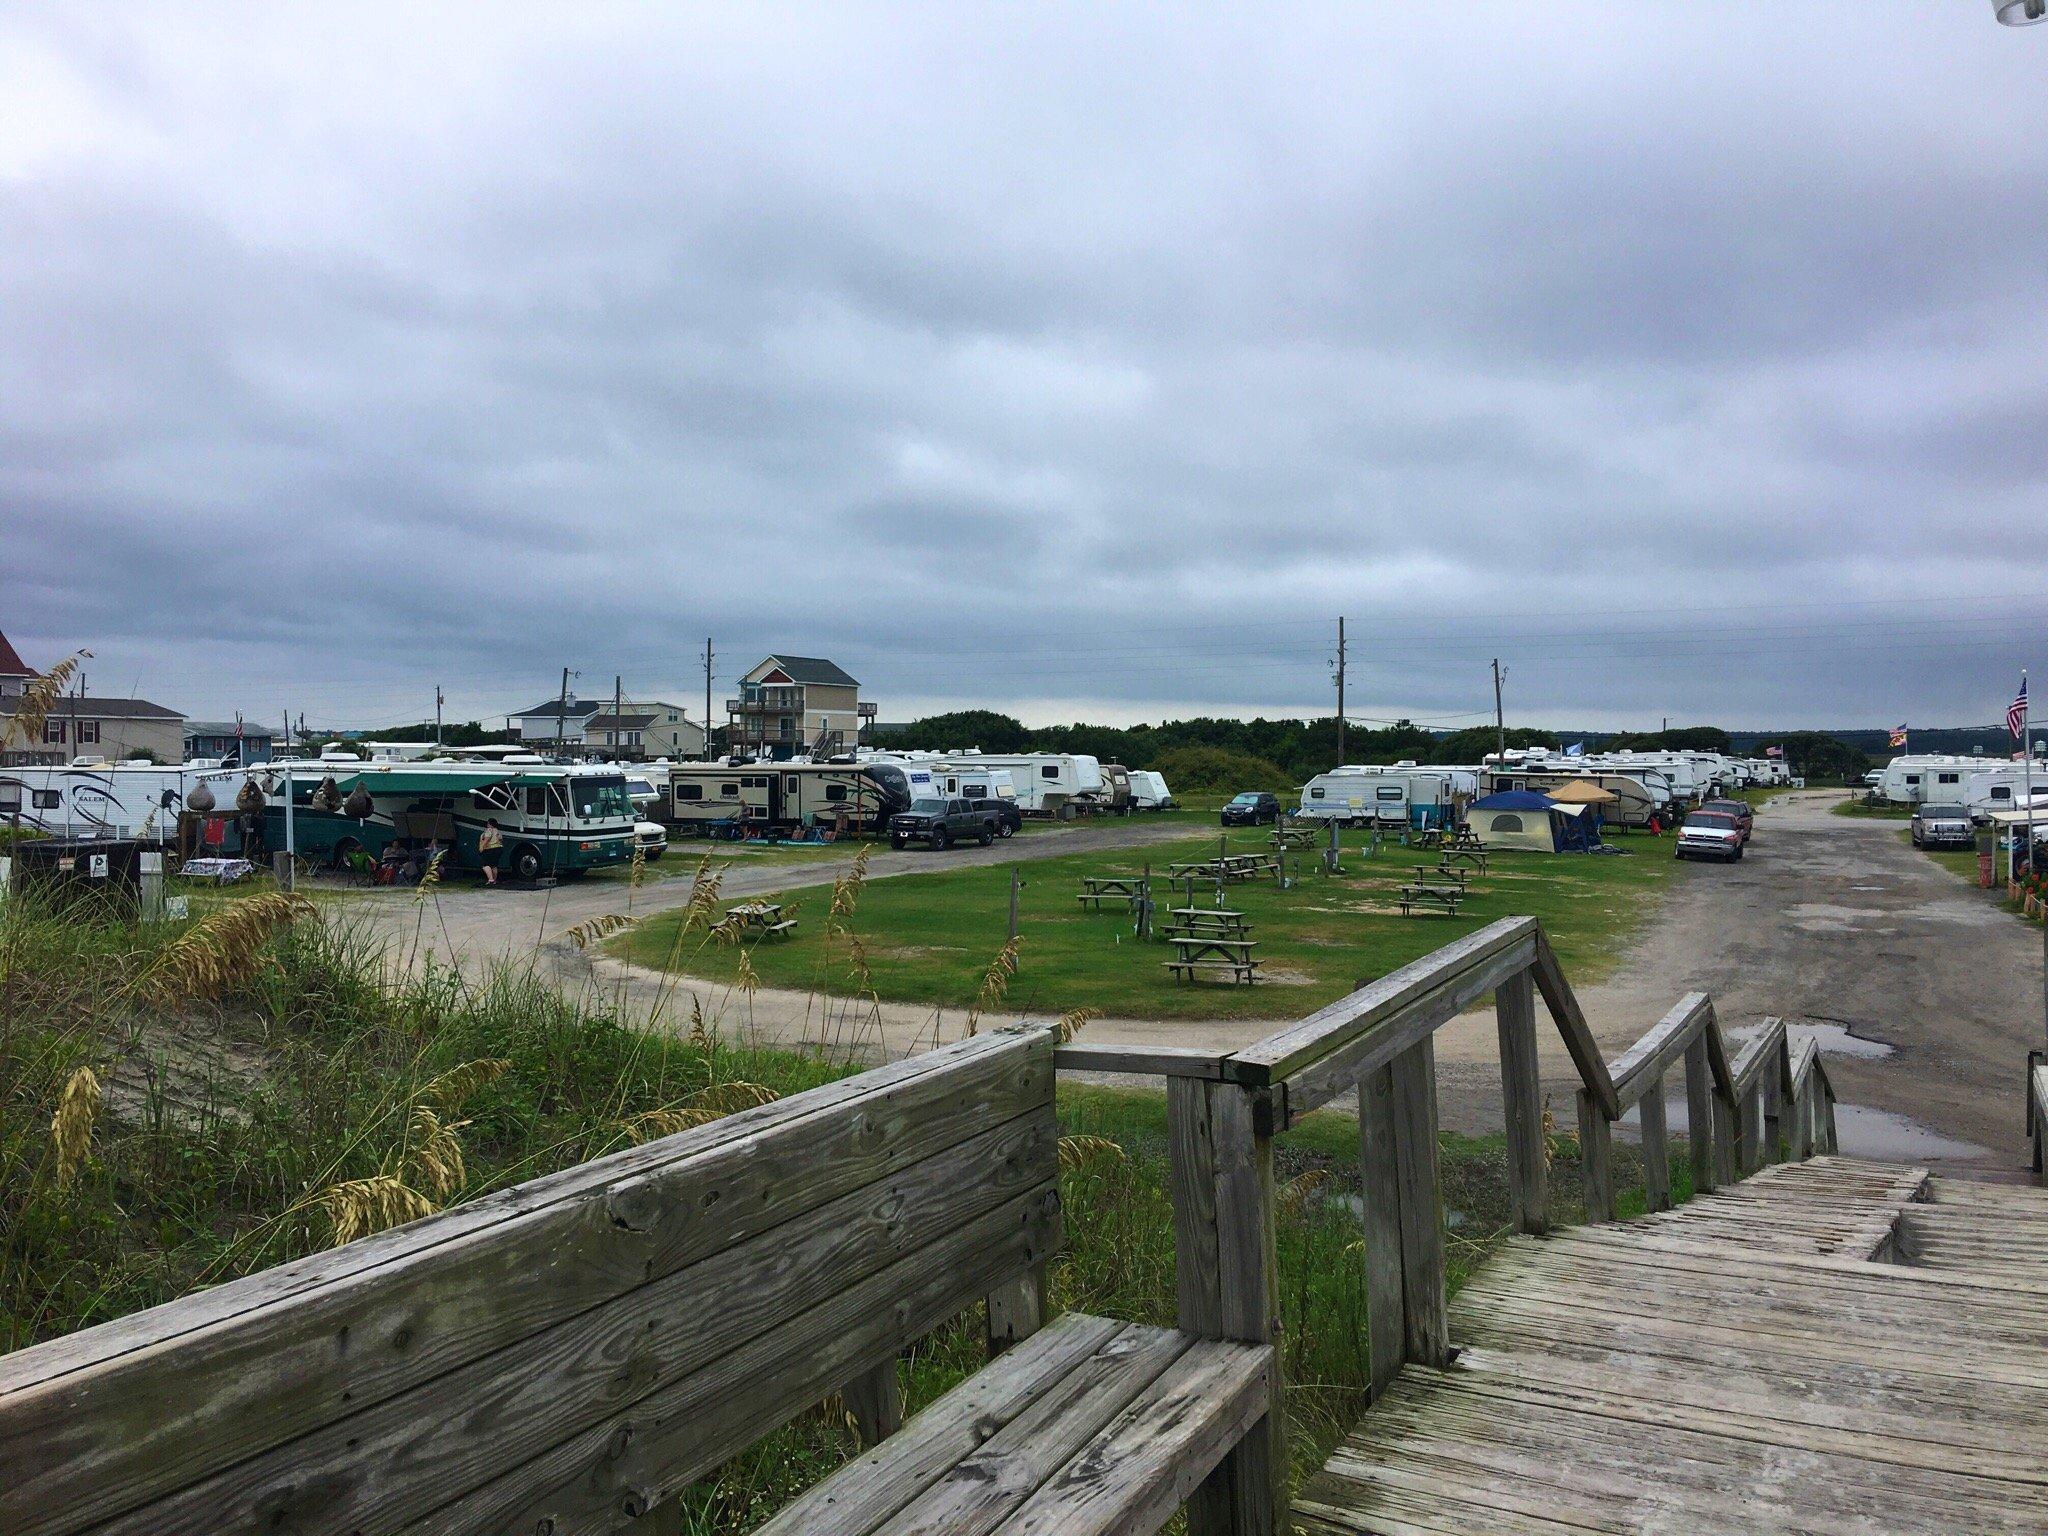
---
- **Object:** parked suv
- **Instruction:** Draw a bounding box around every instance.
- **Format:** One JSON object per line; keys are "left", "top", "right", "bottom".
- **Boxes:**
{"left": 1911, "top": 802, "right": 1974, "bottom": 850}
{"left": 1220, "top": 791, "right": 1281, "bottom": 826}
{"left": 889, "top": 797, "right": 997, "bottom": 850}
{"left": 1675, "top": 810, "right": 1744, "bottom": 862}
{"left": 962, "top": 791, "right": 1023, "bottom": 838}
{"left": 1699, "top": 798, "right": 1754, "bottom": 843}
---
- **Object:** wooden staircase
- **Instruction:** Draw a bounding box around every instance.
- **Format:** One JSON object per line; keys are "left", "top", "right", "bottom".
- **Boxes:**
{"left": 1297, "top": 1156, "right": 2048, "bottom": 1535}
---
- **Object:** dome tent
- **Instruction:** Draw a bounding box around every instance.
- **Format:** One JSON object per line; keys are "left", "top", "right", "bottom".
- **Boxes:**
{"left": 1465, "top": 789, "right": 1602, "bottom": 853}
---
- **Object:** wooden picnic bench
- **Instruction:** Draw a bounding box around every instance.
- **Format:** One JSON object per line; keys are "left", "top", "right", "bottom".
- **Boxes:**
{"left": 1076, "top": 875, "right": 1145, "bottom": 911}
{"left": 1414, "top": 864, "right": 1471, "bottom": 887}
{"left": 1270, "top": 825, "right": 1318, "bottom": 850}
{"left": 1165, "top": 934, "right": 1260, "bottom": 984}
{"left": 1397, "top": 883, "right": 1463, "bottom": 918}
{"left": 1167, "top": 906, "right": 1250, "bottom": 939}
{"left": 726, "top": 900, "right": 799, "bottom": 938}
{"left": 1, "top": 1028, "right": 1279, "bottom": 1536}
{"left": 1439, "top": 845, "right": 1489, "bottom": 872}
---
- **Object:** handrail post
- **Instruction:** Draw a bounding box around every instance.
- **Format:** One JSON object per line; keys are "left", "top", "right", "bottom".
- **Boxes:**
{"left": 1712, "top": 1090, "right": 1738, "bottom": 1187}
{"left": 1762, "top": 1053, "right": 1784, "bottom": 1165}
{"left": 1787, "top": 1077, "right": 1813, "bottom": 1161}
{"left": 1169, "top": 1076, "right": 1286, "bottom": 1535}
{"left": 1575, "top": 1087, "right": 1615, "bottom": 1223}
{"left": 1736, "top": 1082, "right": 1761, "bottom": 1175}
{"left": 1494, "top": 966, "right": 1547, "bottom": 1233}
{"left": 1359, "top": 1036, "right": 1449, "bottom": 1393}
{"left": 1638, "top": 1082, "right": 1672, "bottom": 1212}
{"left": 1683, "top": 1035, "right": 1717, "bottom": 1194}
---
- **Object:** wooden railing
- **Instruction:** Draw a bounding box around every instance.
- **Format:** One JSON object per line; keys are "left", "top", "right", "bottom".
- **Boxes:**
{"left": 1056, "top": 914, "right": 1841, "bottom": 1453}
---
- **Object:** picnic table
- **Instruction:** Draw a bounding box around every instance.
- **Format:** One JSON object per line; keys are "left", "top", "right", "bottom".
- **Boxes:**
{"left": 1164, "top": 932, "right": 1260, "bottom": 984}
{"left": 1076, "top": 875, "right": 1147, "bottom": 910}
{"left": 1270, "top": 825, "right": 1319, "bottom": 850}
{"left": 724, "top": 901, "right": 799, "bottom": 939}
{"left": 1414, "top": 864, "right": 1472, "bottom": 887}
{"left": 1166, "top": 906, "right": 1250, "bottom": 939}
{"left": 1396, "top": 884, "right": 1463, "bottom": 918}
{"left": 1439, "top": 845, "right": 1489, "bottom": 872}
{"left": 1414, "top": 827, "right": 1446, "bottom": 851}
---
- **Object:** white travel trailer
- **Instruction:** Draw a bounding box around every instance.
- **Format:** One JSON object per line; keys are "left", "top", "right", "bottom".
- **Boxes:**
{"left": 0, "top": 762, "right": 198, "bottom": 842}
{"left": 936, "top": 754, "right": 1103, "bottom": 817}
{"left": 1128, "top": 770, "right": 1174, "bottom": 810}
{"left": 1877, "top": 755, "right": 1981, "bottom": 806}
{"left": 1298, "top": 763, "right": 1467, "bottom": 830}
{"left": 1958, "top": 763, "right": 2048, "bottom": 821}
{"left": 931, "top": 764, "right": 1020, "bottom": 813}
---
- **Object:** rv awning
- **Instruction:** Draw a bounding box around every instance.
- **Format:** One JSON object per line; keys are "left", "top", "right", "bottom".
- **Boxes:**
{"left": 1545, "top": 779, "right": 1618, "bottom": 805}
{"left": 331, "top": 770, "right": 514, "bottom": 795}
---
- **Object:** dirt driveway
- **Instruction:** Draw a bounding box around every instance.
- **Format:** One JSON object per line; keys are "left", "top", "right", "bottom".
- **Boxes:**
{"left": 1426, "top": 790, "right": 2042, "bottom": 1168}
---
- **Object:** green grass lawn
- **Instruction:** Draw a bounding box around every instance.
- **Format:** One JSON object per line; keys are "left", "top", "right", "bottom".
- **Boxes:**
{"left": 612, "top": 828, "right": 1685, "bottom": 1020}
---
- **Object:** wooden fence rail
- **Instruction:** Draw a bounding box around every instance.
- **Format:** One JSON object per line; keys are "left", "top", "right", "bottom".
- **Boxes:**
{"left": 1057, "top": 915, "right": 1841, "bottom": 1430}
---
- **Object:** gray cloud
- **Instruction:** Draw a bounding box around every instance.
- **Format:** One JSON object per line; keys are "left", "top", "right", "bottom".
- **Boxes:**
{"left": 3, "top": 4, "right": 2046, "bottom": 735}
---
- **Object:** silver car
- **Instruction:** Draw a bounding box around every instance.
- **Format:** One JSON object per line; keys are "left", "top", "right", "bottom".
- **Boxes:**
{"left": 1910, "top": 802, "right": 1973, "bottom": 850}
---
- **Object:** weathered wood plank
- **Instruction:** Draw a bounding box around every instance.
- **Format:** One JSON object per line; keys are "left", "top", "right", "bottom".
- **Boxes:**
{"left": 0, "top": 1028, "right": 1053, "bottom": 1536}
{"left": 1277, "top": 935, "right": 1535, "bottom": 1122}
{"left": 860, "top": 1322, "right": 1192, "bottom": 1536}
{"left": 1190, "top": 1081, "right": 1285, "bottom": 1536}
{"left": 1495, "top": 967, "right": 1547, "bottom": 1234}
{"left": 1358, "top": 1065, "right": 1406, "bottom": 1398}
{"left": 842, "top": 1358, "right": 905, "bottom": 1447}
{"left": 1638, "top": 1084, "right": 1671, "bottom": 1213}
{"left": 1054, "top": 1042, "right": 1233, "bottom": 1079}
{"left": 1224, "top": 918, "right": 1537, "bottom": 1085}
{"left": 1166, "top": 1075, "right": 1221, "bottom": 1337}
{"left": 1607, "top": 993, "right": 1711, "bottom": 1109}
{"left": 1392, "top": 1037, "right": 1447, "bottom": 1368}
{"left": 987, "top": 1264, "right": 1047, "bottom": 1358}
{"left": 403, "top": 1184, "right": 1063, "bottom": 1536}
{"left": 988, "top": 1341, "right": 1276, "bottom": 1536}
{"left": 1575, "top": 1087, "right": 1614, "bottom": 1225}
{"left": 1682, "top": 1032, "right": 1716, "bottom": 1195}
{"left": 1528, "top": 931, "right": 1622, "bottom": 1119}
{"left": 90, "top": 1124, "right": 1060, "bottom": 1536}
{"left": 754, "top": 1313, "right": 1122, "bottom": 1536}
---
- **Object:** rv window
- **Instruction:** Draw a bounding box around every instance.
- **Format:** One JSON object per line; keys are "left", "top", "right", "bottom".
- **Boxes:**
{"left": 1993, "top": 786, "right": 2012, "bottom": 801}
{"left": 825, "top": 784, "right": 847, "bottom": 802}
{"left": 1904, "top": 775, "right": 1920, "bottom": 786}
{"left": 677, "top": 784, "right": 704, "bottom": 802}
{"left": 34, "top": 790, "right": 61, "bottom": 809}
{"left": 1938, "top": 773, "right": 1959, "bottom": 785}
{"left": 0, "top": 791, "right": 17, "bottom": 813}
{"left": 721, "top": 783, "right": 739, "bottom": 797}
{"left": 1376, "top": 787, "right": 1403, "bottom": 802}
{"left": 1309, "top": 788, "right": 1324, "bottom": 799}
{"left": 783, "top": 775, "right": 798, "bottom": 794}
{"left": 963, "top": 787, "right": 984, "bottom": 801}
{"left": 1040, "top": 765, "right": 1059, "bottom": 779}
{"left": 525, "top": 786, "right": 549, "bottom": 817}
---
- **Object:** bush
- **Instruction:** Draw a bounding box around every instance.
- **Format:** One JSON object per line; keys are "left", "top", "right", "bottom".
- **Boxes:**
{"left": 1150, "top": 744, "right": 1295, "bottom": 796}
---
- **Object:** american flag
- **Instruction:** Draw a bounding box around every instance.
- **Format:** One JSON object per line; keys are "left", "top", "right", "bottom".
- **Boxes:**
{"left": 1888, "top": 723, "right": 1908, "bottom": 748}
{"left": 2011, "top": 676, "right": 2030, "bottom": 741}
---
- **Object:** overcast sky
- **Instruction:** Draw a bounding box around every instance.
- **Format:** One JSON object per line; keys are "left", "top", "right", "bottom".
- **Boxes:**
{"left": 3, "top": 4, "right": 2045, "bottom": 734}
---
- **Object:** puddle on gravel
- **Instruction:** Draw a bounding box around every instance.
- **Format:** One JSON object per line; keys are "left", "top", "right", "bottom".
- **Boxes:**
{"left": 1620, "top": 1097, "right": 1985, "bottom": 1161}
{"left": 1724, "top": 1019, "right": 1894, "bottom": 1061}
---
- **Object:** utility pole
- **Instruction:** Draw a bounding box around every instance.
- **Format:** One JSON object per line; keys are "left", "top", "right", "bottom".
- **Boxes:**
{"left": 1335, "top": 616, "right": 1347, "bottom": 766}
{"left": 554, "top": 667, "right": 572, "bottom": 762}
{"left": 280, "top": 705, "right": 295, "bottom": 890}
{"left": 702, "top": 637, "right": 715, "bottom": 761}
{"left": 1492, "top": 658, "right": 1506, "bottom": 758}
{"left": 613, "top": 674, "right": 624, "bottom": 761}
{"left": 434, "top": 685, "right": 444, "bottom": 748}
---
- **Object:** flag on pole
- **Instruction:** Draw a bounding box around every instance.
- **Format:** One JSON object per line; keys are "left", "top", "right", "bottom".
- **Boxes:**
{"left": 1888, "top": 723, "right": 1908, "bottom": 749}
{"left": 1764, "top": 745, "right": 1783, "bottom": 758}
{"left": 1564, "top": 742, "right": 1584, "bottom": 758}
{"left": 2009, "top": 676, "right": 2029, "bottom": 741}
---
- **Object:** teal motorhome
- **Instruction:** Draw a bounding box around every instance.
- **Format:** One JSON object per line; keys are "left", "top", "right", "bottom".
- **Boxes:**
{"left": 210, "top": 758, "right": 635, "bottom": 879}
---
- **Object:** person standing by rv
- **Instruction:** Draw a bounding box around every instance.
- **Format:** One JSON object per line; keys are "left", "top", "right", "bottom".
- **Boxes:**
{"left": 478, "top": 819, "right": 504, "bottom": 886}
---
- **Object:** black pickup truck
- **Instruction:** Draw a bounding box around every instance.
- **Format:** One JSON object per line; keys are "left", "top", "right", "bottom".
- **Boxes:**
{"left": 889, "top": 797, "right": 998, "bottom": 850}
